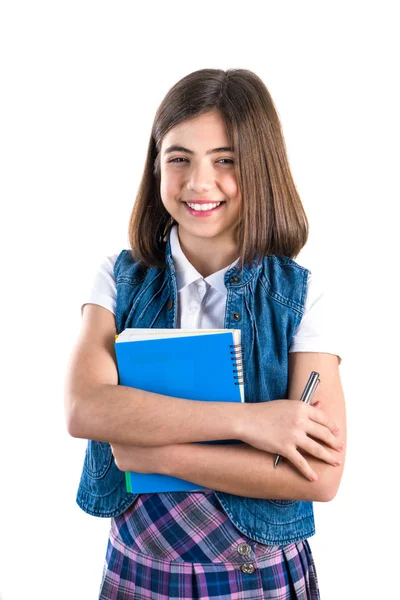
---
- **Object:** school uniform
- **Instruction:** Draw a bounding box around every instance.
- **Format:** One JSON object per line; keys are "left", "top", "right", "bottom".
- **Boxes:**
{"left": 79, "top": 225, "right": 342, "bottom": 599}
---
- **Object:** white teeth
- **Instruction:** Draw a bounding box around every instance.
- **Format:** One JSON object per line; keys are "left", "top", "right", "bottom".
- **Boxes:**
{"left": 186, "top": 202, "right": 221, "bottom": 211}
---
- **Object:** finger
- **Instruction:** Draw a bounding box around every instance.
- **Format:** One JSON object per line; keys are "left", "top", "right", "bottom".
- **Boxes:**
{"left": 306, "top": 421, "right": 344, "bottom": 452}
{"left": 286, "top": 448, "right": 319, "bottom": 482}
{"left": 300, "top": 436, "right": 342, "bottom": 467}
{"left": 308, "top": 406, "right": 340, "bottom": 436}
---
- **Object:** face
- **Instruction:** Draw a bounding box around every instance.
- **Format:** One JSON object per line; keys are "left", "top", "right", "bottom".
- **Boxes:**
{"left": 159, "top": 110, "right": 242, "bottom": 251}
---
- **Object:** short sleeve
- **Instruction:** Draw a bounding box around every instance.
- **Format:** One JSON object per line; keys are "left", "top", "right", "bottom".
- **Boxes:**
{"left": 289, "top": 271, "right": 343, "bottom": 365}
{"left": 81, "top": 253, "right": 119, "bottom": 317}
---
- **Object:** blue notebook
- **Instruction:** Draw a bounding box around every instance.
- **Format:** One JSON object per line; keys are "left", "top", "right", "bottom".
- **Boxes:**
{"left": 114, "top": 328, "right": 245, "bottom": 493}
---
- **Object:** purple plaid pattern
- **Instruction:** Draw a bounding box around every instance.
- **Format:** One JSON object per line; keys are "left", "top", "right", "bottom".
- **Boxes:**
{"left": 98, "top": 491, "right": 320, "bottom": 599}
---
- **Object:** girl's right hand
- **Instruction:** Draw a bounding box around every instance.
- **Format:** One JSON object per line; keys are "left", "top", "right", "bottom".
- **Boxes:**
{"left": 240, "top": 399, "right": 343, "bottom": 481}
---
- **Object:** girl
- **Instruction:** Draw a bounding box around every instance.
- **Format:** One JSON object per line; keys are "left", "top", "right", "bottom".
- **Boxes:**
{"left": 65, "top": 68, "right": 346, "bottom": 599}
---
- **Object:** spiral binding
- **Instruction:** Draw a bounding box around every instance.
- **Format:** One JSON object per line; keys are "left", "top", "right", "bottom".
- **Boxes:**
{"left": 229, "top": 343, "right": 247, "bottom": 385}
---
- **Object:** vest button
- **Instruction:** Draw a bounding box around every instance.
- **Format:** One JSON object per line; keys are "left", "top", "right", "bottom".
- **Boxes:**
{"left": 237, "top": 542, "right": 251, "bottom": 556}
{"left": 233, "top": 312, "right": 241, "bottom": 321}
{"left": 231, "top": 276, "right": 240, "bottom": 283}
{"left": 167, "top": 300, "right": 173, "bottom": 310}
{"left": 240, "top": 563, "right": 256, "bottom": 574}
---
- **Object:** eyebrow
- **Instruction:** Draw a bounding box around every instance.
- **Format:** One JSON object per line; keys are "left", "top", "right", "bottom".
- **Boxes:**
{"left": 164, "top": 145, "right": 234, "bottom": 155}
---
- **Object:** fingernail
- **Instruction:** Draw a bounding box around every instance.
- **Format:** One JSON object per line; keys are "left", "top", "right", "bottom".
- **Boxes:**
{"left": 338, "top": 443, "right": 344, "bottom": 450}
{"left": 334, "top": 460, "right": 342, "bottom": 466}
{"left": 309, "top": 473, "right": 318, "bottom": 482}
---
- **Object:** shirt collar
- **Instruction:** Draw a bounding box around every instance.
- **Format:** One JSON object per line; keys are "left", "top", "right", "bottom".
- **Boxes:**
{"left": 169, "top": 225, "right": 239, "bottom": 296}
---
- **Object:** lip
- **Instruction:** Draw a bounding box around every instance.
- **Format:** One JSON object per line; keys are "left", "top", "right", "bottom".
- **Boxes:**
{"left": 182, "top": 200, "right": 225, "bottom": 204}
{"left": 183, "top": 201, "right": 225, "bottom": 217}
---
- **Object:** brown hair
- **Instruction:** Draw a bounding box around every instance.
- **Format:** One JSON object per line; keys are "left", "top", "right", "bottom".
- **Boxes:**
{"left": 128, "top": 68, "right": 309, "bottom": 269}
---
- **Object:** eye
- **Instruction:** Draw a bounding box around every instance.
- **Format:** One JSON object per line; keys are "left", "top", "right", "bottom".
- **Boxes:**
{"left": 168, "top": 157, "right": 234, "bottom": 165}
{"left": 168, "top": 157, "right": 188, "bottom": 164}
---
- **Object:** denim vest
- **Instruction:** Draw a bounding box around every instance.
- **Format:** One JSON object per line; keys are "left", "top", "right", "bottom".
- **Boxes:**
{"left": 76, "top": 239, "right": 315, "bottom": 545}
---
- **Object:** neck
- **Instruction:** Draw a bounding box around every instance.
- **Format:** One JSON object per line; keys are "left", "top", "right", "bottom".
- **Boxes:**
{"left": 177, "top": 230, "right": 239, "bottom": 278}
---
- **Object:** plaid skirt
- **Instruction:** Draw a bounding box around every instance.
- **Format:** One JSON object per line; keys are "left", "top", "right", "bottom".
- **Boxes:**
{"left": 98, "top": 491, "right": 320, "bottom": 600}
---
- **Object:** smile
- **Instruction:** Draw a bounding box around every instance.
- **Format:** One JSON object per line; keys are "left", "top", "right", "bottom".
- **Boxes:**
{"left": 183, "top": 202, "right": 225, "bottom": 216}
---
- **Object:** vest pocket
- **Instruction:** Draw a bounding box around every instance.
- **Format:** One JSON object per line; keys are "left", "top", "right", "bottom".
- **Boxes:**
{"left": 267, "top": 499, "right": 298, "bottom": 507}
{"left": 83, "top": 440, "right": 113, "bottom": 479}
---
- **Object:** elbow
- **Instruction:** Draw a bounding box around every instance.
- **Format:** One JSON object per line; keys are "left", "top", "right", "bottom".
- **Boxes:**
{"left": 317, "top": 471, "right": 343, "bottom": 503}
{"left": 64, "top": 394, "right": 84, "bottom": 438}
{"left": 66, "top": 416, "right": 82, "bottom": 439}
{"left": 314, "top": 452, "right": 346, "bottom": 502}
{"left": 318, "top": 483, "right": 339, "bottom": 503}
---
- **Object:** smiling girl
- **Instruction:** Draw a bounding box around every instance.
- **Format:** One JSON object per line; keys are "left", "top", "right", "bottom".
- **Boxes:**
{"left": 159, "top": 110, "right": 242, "bottom": 277}
{"left": 65, "top": 68, "right": 346, "bottom": 599}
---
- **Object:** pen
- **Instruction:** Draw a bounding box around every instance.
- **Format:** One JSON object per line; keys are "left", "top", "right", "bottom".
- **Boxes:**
{"left": 274, "top": 371, "right": 321, "bottom": 468}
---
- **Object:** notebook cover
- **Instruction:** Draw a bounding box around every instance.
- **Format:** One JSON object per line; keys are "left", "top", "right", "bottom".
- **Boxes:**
{"left": 114, "top": 331, "right": 244, "bottom": 493}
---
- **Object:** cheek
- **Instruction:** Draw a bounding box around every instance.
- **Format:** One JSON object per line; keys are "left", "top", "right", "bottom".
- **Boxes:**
{"left": 223, "top": 175, "right": 240, "bottom": 199}
{"left": 160, "top": 171, "right": 182, "bottom": 198}
{"left": 160, "top": 177, "right": 167, "bottom": 199}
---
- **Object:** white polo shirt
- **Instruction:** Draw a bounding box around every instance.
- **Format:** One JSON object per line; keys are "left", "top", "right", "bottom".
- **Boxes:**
{"left": 81, "top": 225, "right": 342, "bottom": 364}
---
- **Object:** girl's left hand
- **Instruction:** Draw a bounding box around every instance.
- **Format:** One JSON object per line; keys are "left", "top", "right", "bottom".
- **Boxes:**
{"left": 110, "top": 443, "right": 167, "bottom": 474}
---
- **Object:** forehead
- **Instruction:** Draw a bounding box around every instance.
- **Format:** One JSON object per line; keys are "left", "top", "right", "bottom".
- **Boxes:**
{"left": 161, "top": 111, "right": 229, "bottom": 147}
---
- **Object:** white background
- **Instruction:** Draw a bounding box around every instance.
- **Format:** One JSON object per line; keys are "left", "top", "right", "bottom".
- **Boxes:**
{"left": 1, "top": 1, "right": 398, "bottom": 598}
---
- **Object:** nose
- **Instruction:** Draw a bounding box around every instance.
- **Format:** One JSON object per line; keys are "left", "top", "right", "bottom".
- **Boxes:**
{"left": 186, "top": 161, "right": 215, "bottom": 193}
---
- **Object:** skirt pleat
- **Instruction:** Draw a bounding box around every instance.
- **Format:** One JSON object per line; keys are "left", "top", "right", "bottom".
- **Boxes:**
{"left": 98, "top": 491, "right": 321, "bottom": 600}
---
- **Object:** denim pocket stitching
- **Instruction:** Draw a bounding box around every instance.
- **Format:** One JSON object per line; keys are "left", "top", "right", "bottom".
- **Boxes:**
{"left": 83, "top": 442, "right": 113, "bottom": 479}
{"left": 266, "top": 499, "right": 298, "bottom": 507}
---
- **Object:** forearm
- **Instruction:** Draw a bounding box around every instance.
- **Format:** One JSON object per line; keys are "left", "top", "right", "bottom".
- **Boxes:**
{"left": 71, "top": 384, "right": 244, "bottom": 446}
{"left": 162, "top": 441, "right": 340, "bottom": 502}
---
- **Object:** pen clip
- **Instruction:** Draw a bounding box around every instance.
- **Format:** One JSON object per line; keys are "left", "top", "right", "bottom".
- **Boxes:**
{"left": 309, "top": 378, "right": 320, "bottom": 404}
